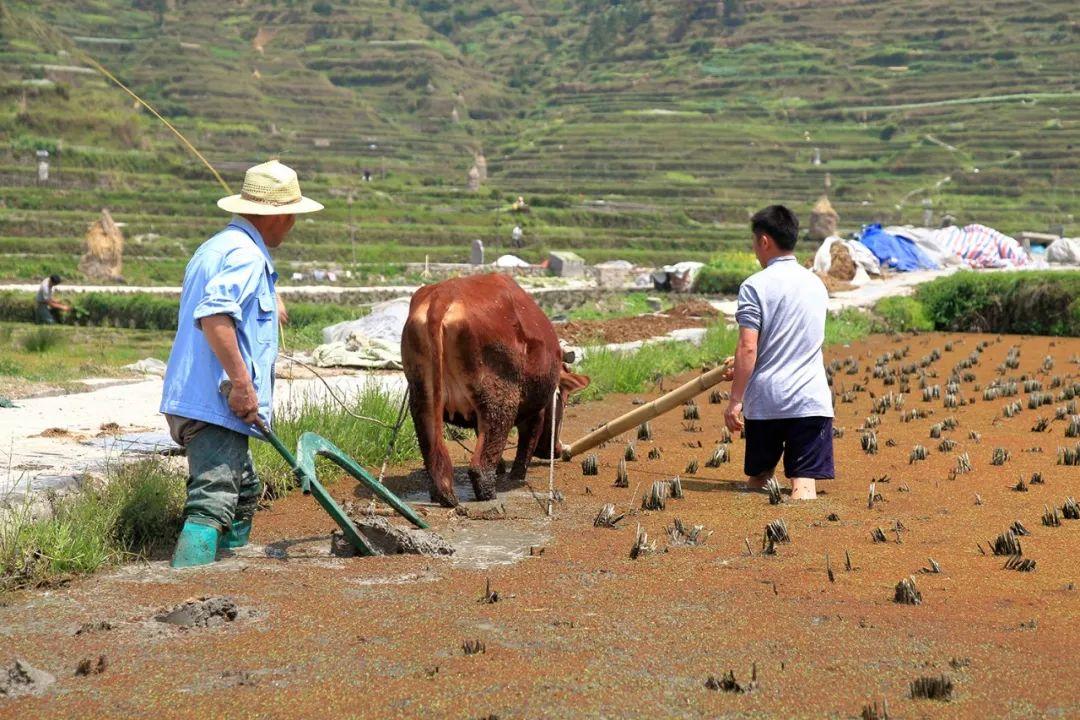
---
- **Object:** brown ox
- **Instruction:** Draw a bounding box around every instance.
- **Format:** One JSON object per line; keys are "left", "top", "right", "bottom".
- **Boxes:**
{"left": 401, "top": 274, "right": 590, "bottom": 506}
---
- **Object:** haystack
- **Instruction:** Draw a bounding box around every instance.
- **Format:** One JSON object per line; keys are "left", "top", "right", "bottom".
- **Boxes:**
{"left": 79, "top": 208, "right": 124, "bottom": 281}
{"left": 828, "top": 241, "right": 856, "bottom": 281}
{"left": 474, "top": 153, "right": 488, "bottom": 181}
{"left": 808, "top": 194, "right": 839, "bottom": 242}
{"left": 467, "top": 165, "right": 481, "bottom": 191}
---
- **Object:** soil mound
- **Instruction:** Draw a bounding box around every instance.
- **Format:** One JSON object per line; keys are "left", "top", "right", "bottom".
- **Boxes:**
{"left": 346, "top": 515, "right": 455, "bottom": 556}
{"left": 0, "top": 659, "right": 55, "bottom": 697}
{"left": 665, "top": 300, "right": 719, "bottom": 319}
{"left": 155, "top": 597, "right": 239, "bottom": 628}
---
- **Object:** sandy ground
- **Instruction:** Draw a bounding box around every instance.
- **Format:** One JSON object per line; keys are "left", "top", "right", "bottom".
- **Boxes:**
{"left": 0, "top": 332, "right": 1077, "bottom": 718}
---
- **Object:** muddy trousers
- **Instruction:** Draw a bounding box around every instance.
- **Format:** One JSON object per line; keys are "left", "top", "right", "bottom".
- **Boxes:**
{"left": 171, "top": 419, "right": 262, "bottom": 533}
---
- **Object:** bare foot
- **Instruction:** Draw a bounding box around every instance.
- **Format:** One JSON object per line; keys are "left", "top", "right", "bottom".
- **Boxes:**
{"left": 790, "top": 477, "right": 817, "bottom": 500}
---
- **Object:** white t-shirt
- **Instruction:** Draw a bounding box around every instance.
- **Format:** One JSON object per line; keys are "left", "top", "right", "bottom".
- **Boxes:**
{"left": 735, "top": 255, "right": 834, "bottom": 420}
{"left": 36, "top": 278, "right": 54, "bottom": 303}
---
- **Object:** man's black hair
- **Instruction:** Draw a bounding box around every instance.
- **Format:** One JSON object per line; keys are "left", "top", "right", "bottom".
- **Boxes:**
{"left": 750, "top": 205, "right": 799, "bottom": 251}
{"left": 49, "top": 274, "right": 62, "bottom": 284}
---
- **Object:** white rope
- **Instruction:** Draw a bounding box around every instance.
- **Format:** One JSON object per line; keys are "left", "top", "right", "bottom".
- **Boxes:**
{"left": 547, "top": 386, "right": 559, "bottom": 517}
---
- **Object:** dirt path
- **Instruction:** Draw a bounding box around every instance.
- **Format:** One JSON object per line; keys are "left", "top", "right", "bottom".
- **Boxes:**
{"left": 1, "top": 332, "right": 1077, "bottom": 718}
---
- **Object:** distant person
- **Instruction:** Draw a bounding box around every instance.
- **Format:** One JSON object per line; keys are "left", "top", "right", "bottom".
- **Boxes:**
{"left": 363, "top": 168, "right": 372, "bottom": 182}
{"left": 34, "top": 274, "right": 71, "bottom": 324}
{"left": 160, "top": 160, "right": 323, "bottom": 568}
{"left": 725, "top": 205, "right": 834, "bottom": 500}
{"left": 511, "top": 224, "right": 523, "bottom": 248}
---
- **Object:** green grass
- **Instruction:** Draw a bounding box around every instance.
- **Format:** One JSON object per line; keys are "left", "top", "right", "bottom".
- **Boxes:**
{"left": 253, "top": 382, "right": 421, "bottom": 498}
{"left": 1, "top": 459, "right": 185, "bottom": 592}
{"left": 19, "top": 326, "right": 65, "bottom": 352}
{"left": 0, "top": 322, "right": 173, "bottom": 385}
{"left": 873, "top": 296, "right": 934, "bottom": 333}
{"left": 824, "top": 308, "right": 878, "bottom": 346}
{"left": 577, "top": 324, "right": 739, "bottom": 401}
{"left": 564, "top": 292, "right": 656, "bottom": 321}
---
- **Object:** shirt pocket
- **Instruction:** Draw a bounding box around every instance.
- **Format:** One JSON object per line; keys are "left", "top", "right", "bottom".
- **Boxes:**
{"left": 255, "top": 291, "right": 276, "bottom": 343}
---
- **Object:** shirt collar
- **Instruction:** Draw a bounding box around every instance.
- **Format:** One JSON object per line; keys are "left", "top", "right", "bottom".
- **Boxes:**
{"left": 767, "top": 254, "right": 797, "bottom": 267}
{"left": 227, "top": 215, "right": 275, "bottom": 275}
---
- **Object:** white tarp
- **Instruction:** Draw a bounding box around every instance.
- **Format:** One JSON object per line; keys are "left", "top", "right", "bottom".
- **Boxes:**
{"left": 1046, "top": 237, "right": 1080, "bottom": 264}
{"left": 312, "top": 334, "right": 402, "bottom": 370}
{"left": 122, "top": 357, "right": 168, "bottom": 377}
{"left": 322, "top": 296, "right": 412, "bottom": 345}
{"left": 316, "top": 296, "right": 412, "bottom": 369}
{"left": 884, "top": 225, "right": 964, "bottom": 268}
{"left": 812, "top": 236, "right": 882, "bottom": 283}
{"left": 886, "top": 224, "right": 1028, "bottom": 269}
{"left": 493, "top": 254, "right": 530, "bottom": 268}
{"left": 653, "top": 261, "right": 705, "bottom": 292}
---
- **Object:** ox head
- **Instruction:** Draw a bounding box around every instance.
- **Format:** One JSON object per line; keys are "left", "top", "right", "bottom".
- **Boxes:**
{"left": 534, "top": 365, "right": 590, "bottom": 460}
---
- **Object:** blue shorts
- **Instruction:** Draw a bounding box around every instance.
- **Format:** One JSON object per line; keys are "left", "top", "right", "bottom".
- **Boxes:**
{"left": 744, "top": 417, "right": 834, "bottom": 479}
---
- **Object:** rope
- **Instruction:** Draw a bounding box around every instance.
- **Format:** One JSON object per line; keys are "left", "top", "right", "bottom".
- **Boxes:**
{"left": 278, "top": 353, "right": 396, "bottom": 428}
{"left": 77, "top": 52, "right": 232, "bottom": 195}
{"left": 546, "top": 386, "right": 559, "bottom": 517}
{"left": 377, "top": 388, "right": 411, "bottom": 483}
{"left": 12, "top": 6, "right": 230, "bottom": 193}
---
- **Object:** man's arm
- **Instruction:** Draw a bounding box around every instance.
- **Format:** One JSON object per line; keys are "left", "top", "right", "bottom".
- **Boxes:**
{"left": 201, "top": 315, "right": 260, "bottom": 424}
{"left": 724, "top": 326, "right": 759, "bottom": 432}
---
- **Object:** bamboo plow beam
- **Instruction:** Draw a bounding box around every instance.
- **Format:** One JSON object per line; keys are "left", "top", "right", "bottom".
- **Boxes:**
{"left": 561, "top": 357, "right": 734, "bottom": 460}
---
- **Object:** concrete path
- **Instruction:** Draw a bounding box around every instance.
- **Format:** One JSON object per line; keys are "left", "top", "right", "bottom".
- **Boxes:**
{"left": 710, "top": 268, "right": 958, "bottom": 318}
{"left": 0, "top": 369, "right": 406, "bottom": 507}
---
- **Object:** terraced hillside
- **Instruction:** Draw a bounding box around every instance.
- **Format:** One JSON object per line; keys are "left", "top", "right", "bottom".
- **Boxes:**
{"left": 0, "top": 0, "right": 1077, "bottom": 285}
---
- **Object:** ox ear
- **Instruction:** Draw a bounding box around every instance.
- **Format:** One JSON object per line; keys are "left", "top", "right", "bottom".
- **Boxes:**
{"left": 559, "top": 366, "right": 590, "bottom": 395}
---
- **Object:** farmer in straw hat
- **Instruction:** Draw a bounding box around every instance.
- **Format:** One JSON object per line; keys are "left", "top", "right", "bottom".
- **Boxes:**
{"left": 160, "top": 160, "right": 323, "bottom": 568}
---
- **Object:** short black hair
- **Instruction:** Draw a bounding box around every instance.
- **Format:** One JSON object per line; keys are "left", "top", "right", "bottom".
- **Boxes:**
{"left": 750, "top": 205, "right": 799, "bottom": 251}
{"left": 49, "top": 274, "right": 62, "bottom": 284}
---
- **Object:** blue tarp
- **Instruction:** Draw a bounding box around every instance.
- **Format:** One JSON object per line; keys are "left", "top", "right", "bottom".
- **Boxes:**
{"left": 857, "top": 224, "right": 939, "bottom": 272}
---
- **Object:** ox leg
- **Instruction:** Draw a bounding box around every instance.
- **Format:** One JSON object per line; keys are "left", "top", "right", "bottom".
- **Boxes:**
{"left": 509, "top": 415, "right": 545, "bottom": 483}
{"left": 408, "top": 380, "right": 458, "bottom": 507}
{"left": 469, "top": 416, "right": 512, "bottom": 502}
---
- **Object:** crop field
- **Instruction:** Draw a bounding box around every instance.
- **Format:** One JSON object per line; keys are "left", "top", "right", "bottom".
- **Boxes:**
{"left": 1, "top": 331, "right": 1078, "bottom": 717}
{"left": 0, "top": 0, "right": 1077, "bottom": 287}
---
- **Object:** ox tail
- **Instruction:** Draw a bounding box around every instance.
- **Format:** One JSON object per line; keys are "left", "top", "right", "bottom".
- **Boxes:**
{"left": 404, "top": 299, "right": 457, "bottom": 506}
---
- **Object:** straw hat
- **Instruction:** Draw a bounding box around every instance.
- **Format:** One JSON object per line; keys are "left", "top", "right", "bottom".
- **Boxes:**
{"left": 217, "top": 160, "right": 324, "bottom": 215}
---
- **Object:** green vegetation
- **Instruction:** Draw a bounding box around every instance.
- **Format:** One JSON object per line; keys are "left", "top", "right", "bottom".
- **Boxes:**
{"left": 0, "top": 291, "right": 365, "bottom": 334}
{"left": 0, "top": 322, "right": 172, "bottom": 387}
{"left": 824, "top": 308, "right": 878, "bottom": 346}
{"left": 872, "top": 296, "right": 934, "bottom": 333}
{"left": 578, "top": 324, "right": 739, "bottom": 400}
{"left": 564, "top": 292, "right": 655, "bottom": 321}
{"left": 0, "top": 0, "right": 1074, "bottom": 288}
{"left": 915, "top": 271, "right": 1080, "bottom": 336}
{"left": 253, "top": 382, "right": 420, "bottom": 497}
{"left": 19, "top": 326, "right": 65, "bottom": 352}
{"left": 1, "top": 460, "right": 185, "bottom": 592}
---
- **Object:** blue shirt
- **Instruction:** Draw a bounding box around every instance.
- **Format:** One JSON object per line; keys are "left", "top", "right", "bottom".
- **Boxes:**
{"left": 735, "top": 255, "right": 833, "bottom": 420}
{"left": 160, "top": 216, "right": 279, "bottom": 437}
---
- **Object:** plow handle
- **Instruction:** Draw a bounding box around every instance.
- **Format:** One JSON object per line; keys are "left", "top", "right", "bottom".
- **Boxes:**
{"left": 560, "top": 357, "right": 734, "bottom": 460}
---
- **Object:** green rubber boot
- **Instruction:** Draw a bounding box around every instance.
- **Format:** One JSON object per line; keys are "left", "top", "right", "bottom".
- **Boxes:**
{"left": 170, "top": 519, "right": 220, "bottom": 568}
{"left": 220, "top": 518, "right": 252, "bottom": 550}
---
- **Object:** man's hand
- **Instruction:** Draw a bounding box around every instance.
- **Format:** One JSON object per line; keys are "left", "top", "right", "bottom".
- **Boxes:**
{"left": 227, "top": 379, "right": 261, "bottom": 425}
{"left": 276, "top": 295, "right": 289, "bottom": 326}
{"left": 724, "top": 400, "right": 744, "bottom": 432}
